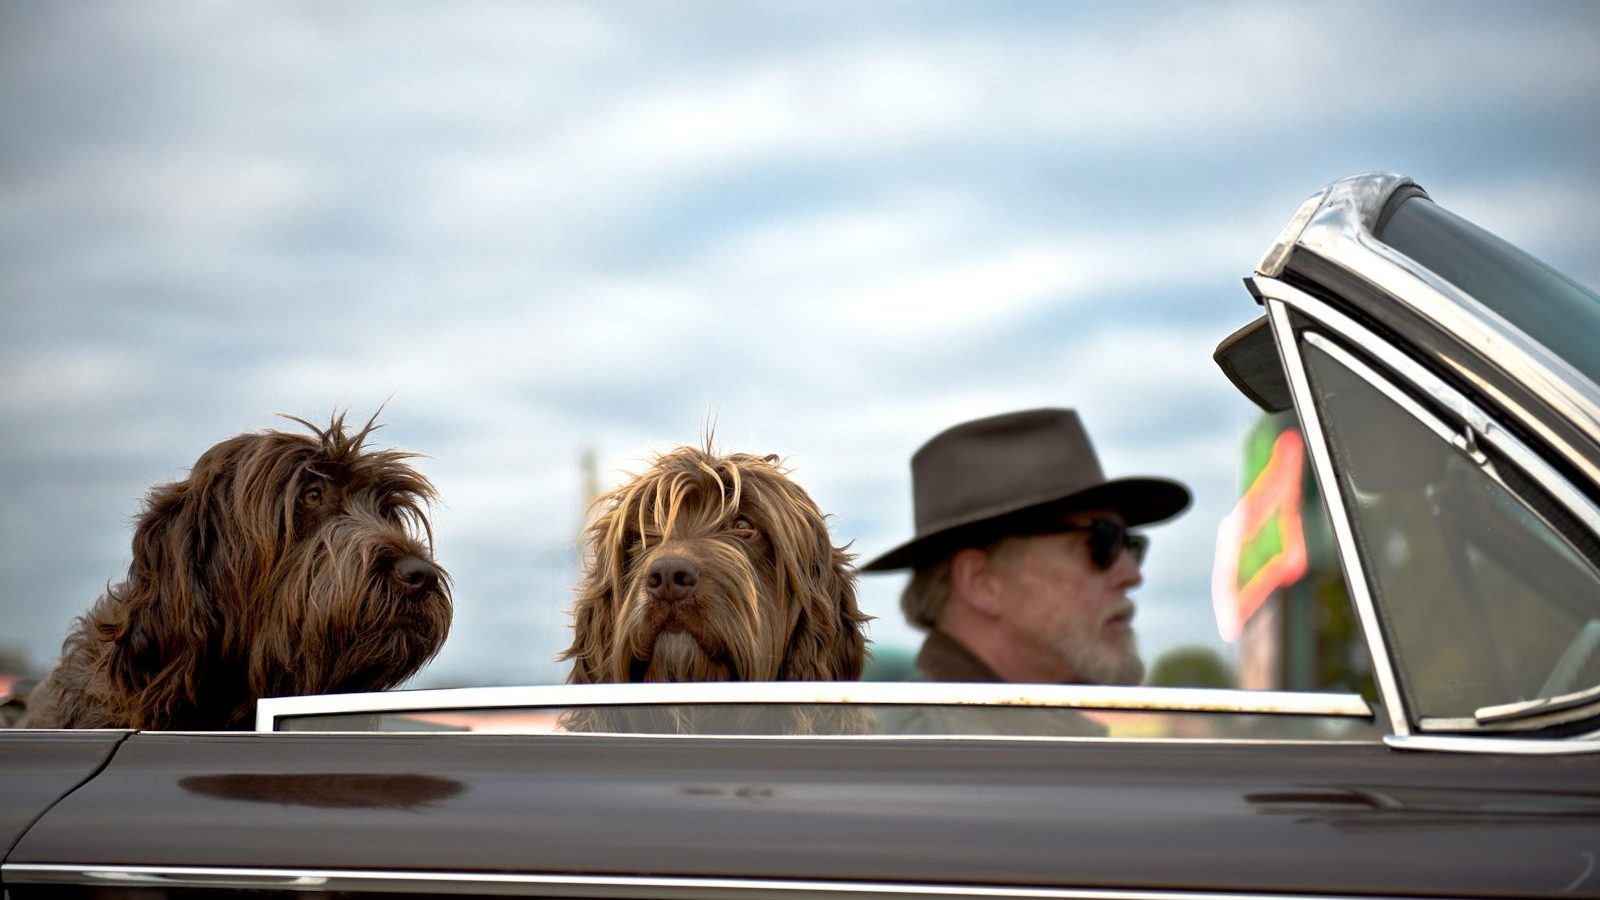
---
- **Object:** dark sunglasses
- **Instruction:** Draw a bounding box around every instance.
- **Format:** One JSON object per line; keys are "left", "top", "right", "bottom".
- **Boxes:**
{"left": 1058, "top": 519, "right": 1148, "bottom": 570}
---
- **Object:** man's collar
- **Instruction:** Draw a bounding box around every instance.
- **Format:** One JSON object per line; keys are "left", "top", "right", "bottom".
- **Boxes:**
{"left": 915, "top": 629, "right": 1004, "bottom": 682}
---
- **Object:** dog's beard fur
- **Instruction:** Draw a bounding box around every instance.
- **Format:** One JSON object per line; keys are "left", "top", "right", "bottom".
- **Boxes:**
{"left": 24, "top": 413, "right": 452, "bottom": 731}
{"left": 560, "top": 445, "right": 870, "bottom": 735}
{"left": 619, "top": 537, "right": 780, "bottom": 683}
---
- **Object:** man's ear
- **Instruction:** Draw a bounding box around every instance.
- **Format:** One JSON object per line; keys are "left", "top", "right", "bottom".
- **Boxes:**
{"left": 949, "top": 547, "right": 1002, "bottom": 618}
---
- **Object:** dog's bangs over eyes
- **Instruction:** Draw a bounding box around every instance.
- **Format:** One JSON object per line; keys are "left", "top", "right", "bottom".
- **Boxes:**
{"left": 735, "top": 467, "right": 831, "bottom": 559}
{"left": 214, "top": 413, "right": 440, "bottom": 573}
{"left": 595, "top": 451, "right": 822, "bottom": 566}
{"left": 608, "top": 455, "right": 747, "bottom": 550}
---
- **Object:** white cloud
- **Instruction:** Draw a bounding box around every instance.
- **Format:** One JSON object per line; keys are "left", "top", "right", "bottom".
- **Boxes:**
{"left": 0, "top": 345, "right": 156, "bottom": 414}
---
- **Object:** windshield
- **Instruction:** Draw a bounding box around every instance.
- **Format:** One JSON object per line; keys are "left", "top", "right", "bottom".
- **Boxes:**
{"left": 1380, "top": 197, "right": 1600, "bottom": 392}
{"left": 1300, "top": 333, "right": 1600, "bottom": 727}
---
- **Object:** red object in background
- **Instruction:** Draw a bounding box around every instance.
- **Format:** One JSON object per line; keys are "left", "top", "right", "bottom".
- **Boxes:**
{"left": 1212, "top": 428, "right": 1309, "bottom": 641}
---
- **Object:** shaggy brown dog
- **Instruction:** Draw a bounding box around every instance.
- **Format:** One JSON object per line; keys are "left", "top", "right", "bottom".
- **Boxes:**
{"left": 24, "top": 414, "right": 452, "bottom": 731}
{"left": 562, "top": 446, "right": 868, "bottom": 689}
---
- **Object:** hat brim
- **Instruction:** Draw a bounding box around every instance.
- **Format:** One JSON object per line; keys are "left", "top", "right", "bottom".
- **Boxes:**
{"left": 860, "top": 476, "right": 1191, "bottom": 572}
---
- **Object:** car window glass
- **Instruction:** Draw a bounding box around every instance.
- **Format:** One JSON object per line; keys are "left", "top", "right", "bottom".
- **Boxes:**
{"left": 1301, "top": 336, "right": 1600, "bottom": 724}
{"left": 1380, "top": 197, "right": 1600, "bottom": 391}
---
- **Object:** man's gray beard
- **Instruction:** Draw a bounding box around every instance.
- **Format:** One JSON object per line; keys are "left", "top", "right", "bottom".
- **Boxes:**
{"left": 1064, "top": 633, "right": 1145, "bottom": 686}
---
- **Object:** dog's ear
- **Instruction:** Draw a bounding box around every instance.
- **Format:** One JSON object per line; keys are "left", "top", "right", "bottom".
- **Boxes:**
{"left": 818, "top": 544, "right": 869, "bottom": 680}
{"left": 758, "top": 471, "right": 870, "bottom": 682}
{"left": 778, "top": 541, "right": 870, "bottom": 681}
{"left": 562, "top": 507, "right": 628, "bottom": 684}
{"left": 827, "top": 546, "right": 870, "bottom": 679}
{"left": 95, "top": 477, "right": 222, "bottom": 729}
{"left": 562, "top": 582, "right": 615, "bottom": 685}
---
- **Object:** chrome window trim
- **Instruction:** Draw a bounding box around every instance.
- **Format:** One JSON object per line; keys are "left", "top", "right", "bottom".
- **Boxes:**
{"left": 0, "top": 864, "right": 1442, "bottom": 900}
{"left": 1255, "top": 186, "right": 1334, "bottom": 278}
{"left": 1385, "top": 734, "right": 1600, "bottom": 756}
{"left": 180, "top": 732, "right": 1386, "bottom": 746}
{"left": 1303, "top": 334, "right": 1464, "bottom": 446}
{"left": 1273, "top": 172, "right": 1600, "bottom": 487}
{"left": 1256, "top": 172, "right": 1414, "bottom": 278}
{"left": 1478, "top": 681, "right": 1600, "bottom": 725}
{"left": 1264, "top": 298, "right": 1411, "bottom": 737}
{"left": 255, "top": 682, "right": 1372, "bottom": 732}
{"left": 1254, "top": 278, "right": 1600, "bottom": 543}
{"left": 1301, "top": 333, "right": 1527, "bottom": 501}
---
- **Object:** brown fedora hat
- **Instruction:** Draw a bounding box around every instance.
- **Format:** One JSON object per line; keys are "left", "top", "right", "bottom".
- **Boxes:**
{"left": 861, "top": 408, "right": 1191, "bottom": 572}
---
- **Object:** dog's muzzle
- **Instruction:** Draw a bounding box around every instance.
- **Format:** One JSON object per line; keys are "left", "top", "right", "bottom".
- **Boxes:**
{"left": 392, "top": 555, "right": 444, "bottom": 596}
{"left": 645, "top": 556, "right": 699, "bottom": 604}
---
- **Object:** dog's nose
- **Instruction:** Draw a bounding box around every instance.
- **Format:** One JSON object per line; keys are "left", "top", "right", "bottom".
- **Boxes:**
{"left": 393, "top": 556, "right": 442, "bottom": 594}
{"left": 646, "top": 556, "right": 699, "bottom": 604}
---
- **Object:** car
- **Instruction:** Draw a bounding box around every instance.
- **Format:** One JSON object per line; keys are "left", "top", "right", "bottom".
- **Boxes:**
{"left": 4, "top": 172, "right": 1598, "bottom": 900}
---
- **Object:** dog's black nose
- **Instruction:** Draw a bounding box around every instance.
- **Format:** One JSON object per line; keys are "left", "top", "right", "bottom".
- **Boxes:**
{"left": 645, "top": 556, "right": 699, "bottom": 603}
{"left": 393, "top": 556, "right": 442, "bottom": 594}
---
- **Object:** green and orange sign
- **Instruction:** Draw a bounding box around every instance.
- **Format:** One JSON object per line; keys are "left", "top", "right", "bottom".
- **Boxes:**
{"left": 1212, "top": 425, "right": 1308, "bottom": 641}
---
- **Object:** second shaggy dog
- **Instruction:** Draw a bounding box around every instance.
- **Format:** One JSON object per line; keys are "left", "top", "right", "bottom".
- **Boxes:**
{"left": 563, "top": 446, "right": 867, "bottom": 686}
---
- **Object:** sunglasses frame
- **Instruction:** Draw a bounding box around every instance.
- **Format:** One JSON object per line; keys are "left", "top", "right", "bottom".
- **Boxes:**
{"left": 1057, "top": 518, "right": 1148, "bottom": 570}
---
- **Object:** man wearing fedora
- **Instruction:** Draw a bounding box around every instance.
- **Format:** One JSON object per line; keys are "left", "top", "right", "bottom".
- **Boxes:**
{"left": 863, "top": 408, "right": 1191, "bottom": 686}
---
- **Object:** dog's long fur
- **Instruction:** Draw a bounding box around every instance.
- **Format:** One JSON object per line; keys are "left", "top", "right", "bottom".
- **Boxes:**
{"left": 562, "top": 446, "right": 868, "bottom": 709}
{"left": 24, "top": 414, "right": 452, "bottom": 731}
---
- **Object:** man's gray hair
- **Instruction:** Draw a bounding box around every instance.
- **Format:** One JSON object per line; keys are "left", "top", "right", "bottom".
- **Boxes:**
{"left": 900, "top": 536, "right": 1032, "bottom": 629}
{"left": 899, "top": 555, "right": 954, "bottom": 630}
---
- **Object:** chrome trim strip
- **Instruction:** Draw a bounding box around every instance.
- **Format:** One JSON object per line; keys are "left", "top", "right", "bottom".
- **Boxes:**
{"left": 1477, "top": 679, "right": 1600, "bottom": 723}
{"left": 1287, "top": 173, "right": 1600, "bottom": 486}
{"left": 1302, "top": 334, "right": 1463, "bottom": 447}
{"left": 155, "top": 731, "right": 1383, "bottom": 746}
{"left": 1385, "top": 734, "right": 1600, "bottom": 756}
{"left": 0, "top": 864, "right": 1435, "bottom": 900}
{"left": 256, "top": 682, "right": 1372, "bottom": 732}
{"left": 1256, "top": 173, "right": 1421, "bottom": 278}
{"left": 1300, "top": 333, "right": 1529, "bottom": 503}
{"left": 1263, "top": 298, "right": 1410, "bottom": 737}
{"left": 1256, "top": 188, "right": 1330, "bottom": 278}
{"left": 1256, "top": 278, "right": 1600, "bottom": 541}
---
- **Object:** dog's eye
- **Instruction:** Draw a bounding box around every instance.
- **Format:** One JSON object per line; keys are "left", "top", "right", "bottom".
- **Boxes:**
{"left": 730, "top": 516, "right": 757, "bottom": 538}
{"left": 301, "top": 487, "right": 323, "bottom": 507}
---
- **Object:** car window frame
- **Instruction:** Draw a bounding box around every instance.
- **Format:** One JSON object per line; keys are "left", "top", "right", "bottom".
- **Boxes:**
{"left": 1256, "top": 276, "right": 1600, "bottom": 748}
{"left": 1301, "top": 331, "right": 1600, "bottom": 729}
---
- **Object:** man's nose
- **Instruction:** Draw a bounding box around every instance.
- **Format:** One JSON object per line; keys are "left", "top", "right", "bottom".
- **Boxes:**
{"left": 1111, "top": 546, "right": 1144, "bottom": 589}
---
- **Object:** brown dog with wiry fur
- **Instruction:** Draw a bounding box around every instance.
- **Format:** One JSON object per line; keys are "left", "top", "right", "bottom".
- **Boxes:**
{"left": 562, "top": 445, "right": 868, "bottom": 693}
{"left": 23, "top": 414, "right": 452, "bottom": 730}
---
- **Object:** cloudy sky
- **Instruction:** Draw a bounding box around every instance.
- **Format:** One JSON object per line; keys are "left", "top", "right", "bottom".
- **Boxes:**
{"left": 3, "top": 1, "right": 1597, "bottom": 689}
